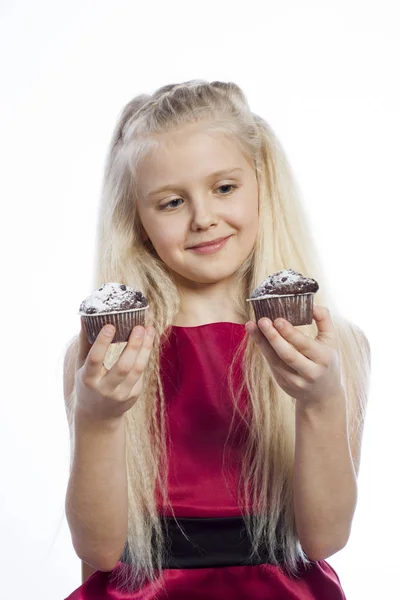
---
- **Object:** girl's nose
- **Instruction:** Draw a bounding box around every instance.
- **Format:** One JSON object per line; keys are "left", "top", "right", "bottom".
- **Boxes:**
{"left": 190, "top": 198, "right": 218, "bottom": 231}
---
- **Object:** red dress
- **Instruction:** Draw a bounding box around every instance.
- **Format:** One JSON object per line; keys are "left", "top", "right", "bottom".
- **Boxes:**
{"left": 65, "top": 322, "right": 347, "bottom": 599}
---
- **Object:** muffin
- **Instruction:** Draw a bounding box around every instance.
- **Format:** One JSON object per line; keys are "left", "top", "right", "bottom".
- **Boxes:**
{"left": 247, "top": 269, "right": 319, "bottom": 326}
{"left": 78, "top": 282, "right": 149, "bottom": 344}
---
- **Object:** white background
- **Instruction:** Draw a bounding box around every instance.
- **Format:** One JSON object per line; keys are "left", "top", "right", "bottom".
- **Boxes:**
{"left": 1, "top": 1, "right": 399, "bottom": 598}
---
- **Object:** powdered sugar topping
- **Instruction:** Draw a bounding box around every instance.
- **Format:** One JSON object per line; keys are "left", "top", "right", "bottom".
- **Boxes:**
{"left": 79, "top": 282, "right": 148, "bottom": 314}
{"left": 249, "top": 269, "right": 319, "bottom": 298}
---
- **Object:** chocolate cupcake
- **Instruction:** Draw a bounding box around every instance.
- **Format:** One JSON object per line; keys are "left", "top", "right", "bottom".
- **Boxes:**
{"left": 247, "top": 269, "right": 319, "bottom": 326}
{"left": 78, "top": 282, "right": 149, "bottom": 344}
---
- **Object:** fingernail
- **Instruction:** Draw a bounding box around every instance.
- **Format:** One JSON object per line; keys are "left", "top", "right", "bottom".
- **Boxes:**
{"left": 146, "top": 327, "right": 155, "bottom": 336}
{"left": 133, "top": 326, "right": 145, "bottom": 338}
{"left": 104, "top": 325, "right": 115, "bottom": 336}
{"left": 259, "top": 318, "right": 271, "bottom": 328}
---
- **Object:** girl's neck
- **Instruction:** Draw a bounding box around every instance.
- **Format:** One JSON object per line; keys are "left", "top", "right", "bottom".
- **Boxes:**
{"left": 172, "top": 276, "right": 246, "bottom": 327}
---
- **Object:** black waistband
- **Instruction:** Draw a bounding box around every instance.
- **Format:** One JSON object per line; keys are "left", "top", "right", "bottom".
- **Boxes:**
{"left": 120, "top": 516, "right": 286, "bottom": 569}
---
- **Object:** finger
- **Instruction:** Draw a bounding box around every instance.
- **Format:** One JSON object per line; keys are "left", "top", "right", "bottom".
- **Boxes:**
{"left": 313, "top": 304, "right": 337, "bottom": 344}
{"left": 272, "top": 318, "right": 322, "bottom": 362}
{"left": 76, "top": 319, "right": 93, "bottom": 371}
{"left": 102, "top": 325, "right": 154, "bottom": 388}
{"left": 245, "top": 321, "right": 298, "bottom": 375}
{"left": 114, "top": 327, "right": 155, "bottom": 397}
{"left": 82, "top": 323, "right": 116, "bottom": 377}
{"left": 256, "top": 318, "right": 314, "bottom": 375}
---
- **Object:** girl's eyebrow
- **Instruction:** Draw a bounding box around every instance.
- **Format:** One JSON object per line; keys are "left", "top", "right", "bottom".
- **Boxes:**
{"left": 146, "top": 167, "right": 244, "bottom": 199}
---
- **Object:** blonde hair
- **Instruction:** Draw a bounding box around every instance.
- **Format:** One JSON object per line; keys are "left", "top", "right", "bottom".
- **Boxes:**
{"left": 65, "top": 80, "right": 370, "bottom": 595}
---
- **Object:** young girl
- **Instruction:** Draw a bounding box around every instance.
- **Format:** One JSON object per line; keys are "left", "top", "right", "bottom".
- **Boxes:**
{"left": 63, "top": 79, "right": 371, "bottom": 599}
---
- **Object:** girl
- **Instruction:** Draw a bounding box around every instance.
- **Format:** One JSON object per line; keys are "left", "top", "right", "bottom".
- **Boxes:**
{"left": 63, "top": 80, "right": 371, "bottom": 599}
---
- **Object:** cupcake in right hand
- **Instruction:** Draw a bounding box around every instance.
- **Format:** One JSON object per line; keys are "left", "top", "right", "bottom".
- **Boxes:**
{"left": 247, "top": 269, "right": 319, "bottom": 326}
{"left": 79, "top": 282, "right": 149, "bottom": 344}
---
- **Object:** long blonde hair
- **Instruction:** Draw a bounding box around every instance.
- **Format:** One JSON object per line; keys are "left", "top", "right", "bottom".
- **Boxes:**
{"left": 65, "top": 80, "right": 370, "bottom": 595}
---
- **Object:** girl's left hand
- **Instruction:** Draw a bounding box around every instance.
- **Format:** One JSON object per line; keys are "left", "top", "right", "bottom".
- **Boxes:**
{"left": 245, "top": 304, "right": 345, "bottom": 406}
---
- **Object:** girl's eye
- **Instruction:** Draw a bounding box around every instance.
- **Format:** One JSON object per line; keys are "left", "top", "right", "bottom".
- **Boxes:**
{"left": 161, "top": 198, "right": 183, "bottom": 210}
{"left": 159, "top": 184, "right": 237, "bottom": 210}
{"left": 217, "top": 184, "right": 237, "bottom": 195}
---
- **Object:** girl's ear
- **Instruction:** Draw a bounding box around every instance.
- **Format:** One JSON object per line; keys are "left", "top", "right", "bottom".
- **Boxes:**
{"left": 136, "top": 219, "right": 156, "bottom": 251}
{"left": 140, "top": 225, "right": 156, "bottom": 252}
{"left": 138, "top": 222, "right": 149, "bottom": 243}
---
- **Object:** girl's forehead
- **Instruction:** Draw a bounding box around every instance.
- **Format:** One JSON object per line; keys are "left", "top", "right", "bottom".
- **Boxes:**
{"left": 136, "top": 131, "right": 250, "bottom": 191}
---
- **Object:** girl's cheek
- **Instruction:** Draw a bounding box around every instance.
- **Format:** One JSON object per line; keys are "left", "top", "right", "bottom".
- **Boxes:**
{"left": 154, "top": 234, "right": 181, "bottom": 256}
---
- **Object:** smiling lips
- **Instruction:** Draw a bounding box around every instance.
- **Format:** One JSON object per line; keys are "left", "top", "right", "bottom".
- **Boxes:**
{"left": 187, "top": 235, "right": 232, "bottom": 254}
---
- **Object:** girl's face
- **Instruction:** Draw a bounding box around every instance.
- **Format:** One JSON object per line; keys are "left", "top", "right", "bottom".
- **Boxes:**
{"left": 135, "top": 127, "right": 259, "bottom": 286}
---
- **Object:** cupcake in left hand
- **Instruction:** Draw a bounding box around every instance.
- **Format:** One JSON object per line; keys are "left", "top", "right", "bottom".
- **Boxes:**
{"left": 79, "top": 282, "right": 149, "bottom": 344}
{"left": 247, "top": 269, "right": 319, "bottom": 326}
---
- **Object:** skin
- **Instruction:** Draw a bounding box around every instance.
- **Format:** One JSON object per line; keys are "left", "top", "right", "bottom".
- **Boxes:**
{"left": 135, "top": 125, "right": 260, "bottom": 326}
{"left": 246, "top": 307, "right": 345, "bottom": 408}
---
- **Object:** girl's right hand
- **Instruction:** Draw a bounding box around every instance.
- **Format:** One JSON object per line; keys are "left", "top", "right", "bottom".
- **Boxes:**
{"left": 74, "top": 320, "right": 155, "bottom": 424}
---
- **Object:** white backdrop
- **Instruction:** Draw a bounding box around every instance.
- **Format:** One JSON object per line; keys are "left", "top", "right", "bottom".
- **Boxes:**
{"left": 1, "top": 1, "right": 399, "bottom": 598}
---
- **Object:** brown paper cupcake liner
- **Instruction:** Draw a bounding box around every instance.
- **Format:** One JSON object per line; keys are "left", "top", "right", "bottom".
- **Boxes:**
{"left": 247, "top": 293, "right": 314, "bottom": 326}
{"left": 79, "top": 306, "right": 149, "bottom": 344}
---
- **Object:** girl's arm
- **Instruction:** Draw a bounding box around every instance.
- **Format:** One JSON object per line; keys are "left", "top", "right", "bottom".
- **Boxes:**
{"left": 293, "top": 390, "right": 357, "bottom": 561}
{"left": 246, "top": 307, "right": 370, "bottom": 561}
{"left": 63, "top": 341, "right": 128, "bottom": 572}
